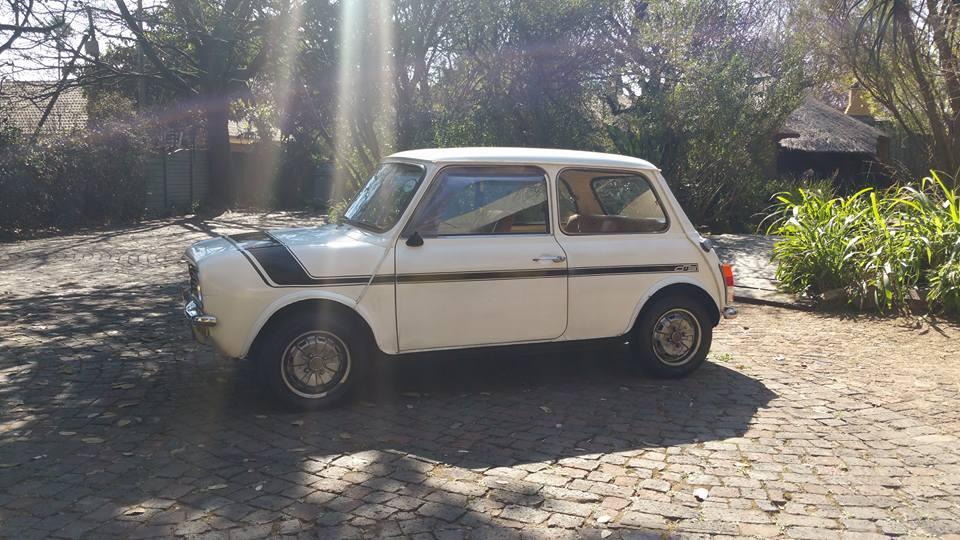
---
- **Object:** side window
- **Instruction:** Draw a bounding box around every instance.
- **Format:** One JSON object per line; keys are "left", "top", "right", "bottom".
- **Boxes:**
{"left": 557, "top": 169, "right": 668, "bottom": 234}
{"left": 407, "top": 166, "right": 550, "bottom": 236}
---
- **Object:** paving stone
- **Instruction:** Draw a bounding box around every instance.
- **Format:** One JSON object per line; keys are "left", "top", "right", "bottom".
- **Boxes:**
{"left": 1, "top": 216, "right": 959, "bottom": 538}
{"left": 416, "top": 502, "right": 466, "bottom": 522}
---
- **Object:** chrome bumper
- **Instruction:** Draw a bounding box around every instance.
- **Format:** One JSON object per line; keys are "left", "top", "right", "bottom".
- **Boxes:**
{"left": 723, "top": 306, "right": 738, "bottom": 319}
{"left": 183, "top": 290, "right": 217, "bottom": 342}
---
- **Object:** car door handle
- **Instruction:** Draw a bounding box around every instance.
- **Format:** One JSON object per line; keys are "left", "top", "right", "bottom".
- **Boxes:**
{"left": 533, "top": 255, "right": 566, "bottom": 263}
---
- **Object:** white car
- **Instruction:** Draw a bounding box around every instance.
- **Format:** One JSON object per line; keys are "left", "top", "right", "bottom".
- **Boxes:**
{"left": 184, "top": 148, "right": 736, "bottom": 409}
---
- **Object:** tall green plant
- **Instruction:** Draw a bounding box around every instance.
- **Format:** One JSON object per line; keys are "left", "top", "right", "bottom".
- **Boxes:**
{"left": 766, "top": 173, "right": 960, "bottom": 317}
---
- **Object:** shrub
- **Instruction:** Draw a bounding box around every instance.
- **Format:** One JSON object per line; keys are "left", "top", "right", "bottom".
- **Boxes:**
{"left": 929, "top": 260, "right": 960, "bottom": 315}
{"left": 765, "top": 172, "right": 960, "bottom": 316}
{"left": 0, "top": 119, "right": 155, "bottom": 237}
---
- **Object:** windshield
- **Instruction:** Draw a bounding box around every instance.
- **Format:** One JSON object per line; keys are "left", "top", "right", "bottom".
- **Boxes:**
{"left": 343, "top": 162, "right": 426, "bottom": 232}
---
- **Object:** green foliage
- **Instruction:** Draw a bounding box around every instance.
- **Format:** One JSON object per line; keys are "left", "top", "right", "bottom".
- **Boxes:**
{"left": 0, "top": 120, "right": 155, "bottom": 237}
{"left": 604, "top": 0, "right": 809, "bottom": 231}
{"left": 929, "top": 261, "right": 960, "bottom": 316}
{"left": 766, "top": 172, "right": 960, "bottom": 316}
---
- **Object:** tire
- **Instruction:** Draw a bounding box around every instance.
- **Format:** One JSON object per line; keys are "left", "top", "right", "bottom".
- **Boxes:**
{"left": 630, "top": 294, "right": 713, "bottom": 377}
{"left": 255, "top": 312, "right": 367, "bottom": 410}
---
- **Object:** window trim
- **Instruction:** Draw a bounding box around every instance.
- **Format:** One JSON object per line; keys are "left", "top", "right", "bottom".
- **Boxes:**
{"left": 401, "top": 164, "right": 553, "bottom": 239}
{"left": 555, "top": 167, "right": 671, "bottom": 236}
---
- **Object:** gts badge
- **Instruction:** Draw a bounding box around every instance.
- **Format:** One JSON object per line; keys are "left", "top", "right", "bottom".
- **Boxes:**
{"left": 674, "top": 264, "right": 698, "bottom": 272}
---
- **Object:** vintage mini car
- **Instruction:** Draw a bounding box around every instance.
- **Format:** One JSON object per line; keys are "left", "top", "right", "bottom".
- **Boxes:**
{"left": 184, "top": 148, "right": 736, "bottom": 409}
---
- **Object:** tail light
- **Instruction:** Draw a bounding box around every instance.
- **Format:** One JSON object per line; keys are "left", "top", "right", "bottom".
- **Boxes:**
{"left": 721, "top": 264, "right": 735, "bottom": 304}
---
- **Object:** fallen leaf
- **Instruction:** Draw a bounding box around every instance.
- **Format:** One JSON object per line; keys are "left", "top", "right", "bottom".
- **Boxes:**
{"left": 116, "top": 419, "right": 131, "bottom": 427}
{"left": 539, "top": 406, "right": 552, "bottom": 414}
{"left": 59, "top": 431, "right": 76, "bottom": 436}
{"left": 254, "top": 484, "right": 263, "bottom": 491}
{"left": 555, "top": 423, "right": 563, "bottom": 429}
{"left": 206, "top": 484, "right": 228, "bottom": 491}
{"left": 118, "top": 402, "right": 138, "bottom": 409}
{"left": 597, "top": 515, "right": 612, "bottom": 524}
{"left": 82, "top": 437, "right": 105, "bottom": 444}
{"left": 338, "top": 432, "right": 352, "bottom": 439}
{"left": 112, "top": 383, "right": 135, "bottom": 390}
{"left": 123, "top": 507, "right": 146, "bottom": 516}
{"left": 290, "top": 420, "right": 303, "bottom": 426}
{"left": 774, "top": 355, "right": 785, "bottom": 362}
{"left": 601, "top": 530, "right": 613, "bottom": 538}
{"left": 694, "top": 487, "right": 709, "bottom": 501}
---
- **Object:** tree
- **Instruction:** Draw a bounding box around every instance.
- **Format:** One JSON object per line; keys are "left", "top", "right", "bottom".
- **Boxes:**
{"left": 431, "top": 0, "right": 615, "bottom": 148}
{"left": 834, "top": 0, "right": 960, "bottom": 178}
{"left": 0, "top": 0, "right": 62, "bottom": 56}
{"left": 602, "top": 0, "right": 809, "bottom": 229}
{"left": 68, "top": 0, "right": 292, "bottom": 210}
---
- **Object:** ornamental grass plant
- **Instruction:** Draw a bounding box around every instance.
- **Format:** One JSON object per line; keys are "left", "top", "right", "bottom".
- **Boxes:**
{"left": 765, "top": 172, "right": 960, "bottom": 316}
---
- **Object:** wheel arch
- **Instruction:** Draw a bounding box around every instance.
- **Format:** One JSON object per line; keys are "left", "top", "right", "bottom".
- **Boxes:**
{"left": 626, "top": 279, "right": 721, "bottom": 334}
{"left": 243, "top": 294, "right": 380, "bottom": 360}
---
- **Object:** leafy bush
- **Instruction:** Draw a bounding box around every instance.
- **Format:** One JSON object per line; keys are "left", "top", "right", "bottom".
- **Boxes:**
{"left": 0, "top": 119, "right": 155, "bottom": 237}
{"left": 929, "top": 261, "right": 960, "bottom": 315}
{"left": 765, "top": 172, "right": 960, "bottom": 316}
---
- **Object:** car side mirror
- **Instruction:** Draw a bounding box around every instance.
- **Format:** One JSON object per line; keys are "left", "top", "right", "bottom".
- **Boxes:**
{"left": 406, "top": 231, "right": 424, "bottom": 247}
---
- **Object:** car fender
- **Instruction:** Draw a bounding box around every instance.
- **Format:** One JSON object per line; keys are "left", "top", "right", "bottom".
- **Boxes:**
{"left": 240, "top": 289, "right": 380, "bottom": 358}
{"left": 623, "top": 275, "right": 721, "bottom": 335}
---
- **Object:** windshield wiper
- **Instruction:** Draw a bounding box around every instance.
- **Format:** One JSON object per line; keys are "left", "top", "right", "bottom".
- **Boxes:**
{"left": 337, "top": 216, "right": 378, "bottom": 232}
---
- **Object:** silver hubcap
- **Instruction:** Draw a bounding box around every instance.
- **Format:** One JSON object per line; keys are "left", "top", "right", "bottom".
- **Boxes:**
{"left": 281, "top": 331, "right": 351, "bottom": 398}
{"left": 652, "top": 308, "right": 701, "bottom": 366}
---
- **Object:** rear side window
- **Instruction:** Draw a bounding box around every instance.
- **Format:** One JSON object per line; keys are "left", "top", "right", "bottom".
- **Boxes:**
{"left": 557, "top": 169, "right": 668, "bottom": 234}
{"left": 406, "top": 166, "right": 549, "bottom": 236}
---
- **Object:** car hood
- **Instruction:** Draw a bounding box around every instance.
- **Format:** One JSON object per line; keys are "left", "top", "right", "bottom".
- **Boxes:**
{"left": 188, "top": 224, "right": 391, "bottom": 286}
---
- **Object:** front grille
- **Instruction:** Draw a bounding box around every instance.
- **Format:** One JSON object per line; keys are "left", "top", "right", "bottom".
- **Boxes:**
{"left": 187, "top": 263, "right": 200, "bottom": 301}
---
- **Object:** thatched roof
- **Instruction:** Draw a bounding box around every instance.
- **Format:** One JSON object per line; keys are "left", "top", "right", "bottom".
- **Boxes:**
{"left": 778, "top": 95, "right": 886, "bottom": 155}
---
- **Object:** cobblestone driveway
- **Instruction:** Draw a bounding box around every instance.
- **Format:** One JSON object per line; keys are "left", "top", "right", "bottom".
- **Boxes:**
{"left": 1, "top": 214, "right": 959, "bottom": 539}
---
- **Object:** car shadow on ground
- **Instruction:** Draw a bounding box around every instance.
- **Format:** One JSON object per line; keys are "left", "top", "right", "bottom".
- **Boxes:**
{"left": 0, "top": 280, "right": 776, "bottom": 536}
{"left": 233, "top": 351, "right": 776, "bottom": 469}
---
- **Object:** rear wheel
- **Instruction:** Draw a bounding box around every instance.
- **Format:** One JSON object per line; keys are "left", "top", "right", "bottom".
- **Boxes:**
{"left": 256, "top": 313, "right": 367, "bottom": 410}
{"left": 630, "top": 295, "right": 712, "bottom": 377}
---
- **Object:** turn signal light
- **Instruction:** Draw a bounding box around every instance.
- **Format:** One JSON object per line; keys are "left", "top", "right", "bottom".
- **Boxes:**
{"left": 721, "top": 264, "right": 735, "bottom": 304}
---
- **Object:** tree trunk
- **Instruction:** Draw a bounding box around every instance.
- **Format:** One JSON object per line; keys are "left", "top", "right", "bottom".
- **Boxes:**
{"left": 892, "top": 0, "right": 958, "bottom": 175}
{"left": 203, "top": 98, "right": 235, "bottom": 212}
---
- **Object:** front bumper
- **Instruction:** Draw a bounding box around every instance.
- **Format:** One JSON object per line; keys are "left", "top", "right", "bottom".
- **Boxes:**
{"left": 183, "top": 289, "right": 217, "bottom": 342}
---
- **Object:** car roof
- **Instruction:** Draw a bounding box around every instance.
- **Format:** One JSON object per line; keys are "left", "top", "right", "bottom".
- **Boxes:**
{"left": 385, "top": 147, "right": 658, "bottom": 170}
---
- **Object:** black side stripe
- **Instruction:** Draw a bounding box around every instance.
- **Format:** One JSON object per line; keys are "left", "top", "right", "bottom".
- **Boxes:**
{"left": 396, "top": 268, "right": 568, "bottom": 284}
{"left": 569, "top": 264, "right": 698, "bottom": 277}
{"left": 225, "top": 234, "right": 698, "bottom": 287}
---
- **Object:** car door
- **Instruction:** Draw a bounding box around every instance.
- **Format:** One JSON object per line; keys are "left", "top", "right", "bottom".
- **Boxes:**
{"left": 394, "top": 165, "right": 568, "bottom": 351}
{"left": 554, "top": 168, "right": 697, "bottom": 340}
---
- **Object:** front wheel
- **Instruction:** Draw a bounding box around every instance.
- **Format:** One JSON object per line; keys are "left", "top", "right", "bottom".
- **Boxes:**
{"left": 630, "top": 295, "right": 713, "bottom": 377}
{"left": 257, "top": 314, "right": 366, "bottom": 410}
